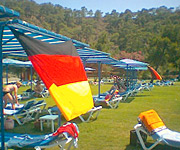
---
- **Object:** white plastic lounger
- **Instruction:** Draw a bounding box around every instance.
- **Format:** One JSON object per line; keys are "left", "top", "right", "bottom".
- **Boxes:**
{"left": 94, "top": 88, "right": 122, "bottom": 109}
{"left": 94, "top": 95, "right": 122, "bottom": 109}
{"left": 0, "top": 122, "right": 79, "bottom": 150}
{"left": 79, "top": 106, "right": 102, "bottom": 122}
{"left": 4, "top": 100, "right": 45, "bottom": 125}
{"left": 134, "top": 109, "right": 180, "bottom": 150}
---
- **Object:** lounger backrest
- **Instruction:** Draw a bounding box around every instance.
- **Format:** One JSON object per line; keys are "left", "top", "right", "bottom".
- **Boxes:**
{"left": 14, "top": 106, "right": 25, "bottom": 114}
{"left": 138, "top": 109, "right": 166, "bottom": 133}
{"left": 34, "top": 100, "right": 44, "bottom": 106}
{"left": 24, "top": 100, "right": 36, "bottom": 109}
{"left": 109, "top": 87, "right": 116, "bottom": 95}
{"left": 14, "top": 101, "right": 36, "bottom": 114}
{"left": 105, "top": 88, "right": 118, "bottom": 102}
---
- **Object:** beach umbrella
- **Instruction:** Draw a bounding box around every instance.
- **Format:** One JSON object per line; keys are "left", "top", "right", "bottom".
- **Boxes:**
{"left": 148, "top": 66, "right": 162, "bottom": 80}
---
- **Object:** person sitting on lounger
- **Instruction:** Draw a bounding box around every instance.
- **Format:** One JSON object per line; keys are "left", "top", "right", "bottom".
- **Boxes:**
{"left": 117, "top": 78, "right": 127, "bottom": 93}
{"left": 3, "top": 81, "right": 22, "bottom": 110}
{"left": 33, "top": 80, "right": 43, "bottom": 97}
{"left": 113, "top": 76, "right": 127, "bottom": 93}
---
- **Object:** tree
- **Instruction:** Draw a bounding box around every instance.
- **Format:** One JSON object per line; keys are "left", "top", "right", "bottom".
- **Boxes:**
{"left": 81, "top": 6, "right": 88, "bottom": 17}
{"left": 87, "top": 9, "right": 93, "bottom": 17}
{"left": 1, "top": 0, "right": 180, "bottom": 76}
{"left": 147, "top": 36, "right": 171, "bottom": 71}
{"left": 94, "top": 10, "right": 103, "bottom": 20}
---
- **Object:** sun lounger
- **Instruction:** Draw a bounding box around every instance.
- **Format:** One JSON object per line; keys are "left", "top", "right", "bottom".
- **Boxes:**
{"left": 94, "top": 89, "right": 122, "bottom": 109}
{"left": 119, "top": 90, "right": 131, "bottom": 102}
{"left": 4, "top": 100, "right": 46, "bottom": 125}
{"left": 0, "top": 122, "right": 79, "bottom": 150}
{"left": 79, "top": 106, "right": 102, "bottom": 122}
{"left": 33, "top": 100, "right": 47, "bottom": 112}
{"left": 134, "top": 109, "right": 180, "bottom": 150}
{"left": 47, "top": 105, "right": 102, "bottom": 123}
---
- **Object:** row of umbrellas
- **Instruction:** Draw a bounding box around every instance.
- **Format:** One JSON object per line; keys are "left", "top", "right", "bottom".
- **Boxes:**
{"left": 2, "top": 58, "right": 149, "bottom": 69}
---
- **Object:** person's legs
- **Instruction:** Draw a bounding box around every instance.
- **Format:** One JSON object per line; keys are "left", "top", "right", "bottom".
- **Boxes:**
{"left": 4, "top": 93, "right": 15, "bottom": 109}
{"left": 3, "top": 92, "right": 9, "bottom": 108}
{"left": 3, "top": 96, "right": 8, "bottom": 108}
{"left": 2, "top": 98, "right": 7, "bottom": 114}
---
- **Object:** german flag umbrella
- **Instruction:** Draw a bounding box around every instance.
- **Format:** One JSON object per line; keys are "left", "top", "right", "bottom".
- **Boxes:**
{"left": 148, "top": 66, "right": 162, "bottom": 80}
{"left": 12, "top": 29, "right": 94, "bottom": 121}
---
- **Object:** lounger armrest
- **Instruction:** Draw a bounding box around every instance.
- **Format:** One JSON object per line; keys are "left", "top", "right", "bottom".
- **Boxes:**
{"left": 111, "top": 96, "right": 122, "bottom": 102}
{"left": 88, "top": 106, "right": 102, "bottom": 113}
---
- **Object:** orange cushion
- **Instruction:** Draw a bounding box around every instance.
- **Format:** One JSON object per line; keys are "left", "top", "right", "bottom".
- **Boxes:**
{"left": 138, "top": 109, "right": 165, "bottom": 132}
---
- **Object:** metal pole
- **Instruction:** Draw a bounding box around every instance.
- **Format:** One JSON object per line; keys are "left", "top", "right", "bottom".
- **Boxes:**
{"left": 126, "top": 64, "right": 129, "bottom": 90}
{"left": 0, "top": 24, "right": 5, "bottom": 150}
{"left": 6, "top": 65, "right": 8, "bottom": 84}
{"left": 98, "top": 61, "right": 101, "bottom": 98}
{"left": 58, "top": 110, "right": 61, "bottom": 126}
{"left": 130, "top": 67, "right": 133, "bottom": 89}
{"left": 30, "top": 66, "right": 33, "bottom": 91}
{"left": 82, "top": 59, "right": 87, "bottom": 68}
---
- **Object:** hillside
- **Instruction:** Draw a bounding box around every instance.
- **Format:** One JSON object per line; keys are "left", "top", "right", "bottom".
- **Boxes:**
{"left": 1, "top": 0, "right": 180, "bottom": 76}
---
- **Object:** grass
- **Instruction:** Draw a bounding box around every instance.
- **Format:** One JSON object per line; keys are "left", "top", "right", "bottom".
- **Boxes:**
{"left": 3, "top": 82, "right": 180, "bottom": 150}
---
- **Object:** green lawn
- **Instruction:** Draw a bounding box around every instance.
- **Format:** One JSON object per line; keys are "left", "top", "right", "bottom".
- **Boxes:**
{"left": 4, "top": 82, "right": 180, "bottom": 150}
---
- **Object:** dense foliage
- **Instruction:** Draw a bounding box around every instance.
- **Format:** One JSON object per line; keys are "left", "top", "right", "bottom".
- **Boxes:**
{"left": 1, "top": 0, "right": 180, "bottom": 77}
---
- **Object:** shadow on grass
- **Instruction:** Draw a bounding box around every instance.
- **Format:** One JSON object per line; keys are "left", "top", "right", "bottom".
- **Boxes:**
{"left": 120, "top": 94, "right": 151, "bottom": 103}
{"left": 125, "top": 143, "right": 180, "bottom": 150}
{"left": 72, "top": 117, "right": 99, "bottom": 124}
{"left": 134, "top": 94, "right": 151, "bottom": 97}
{"left": 121, "top": 97, "right": 135, "bottom": 103}
{"left": 125, "top": 144, "right": 142, "bottom": 150}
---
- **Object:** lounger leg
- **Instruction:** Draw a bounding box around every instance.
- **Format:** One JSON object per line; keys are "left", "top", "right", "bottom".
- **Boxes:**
{"left": 95, "top": 109, "right": 101, "bottom": 119}
{"left": 40, "top": 120, "right": 43, "bottom": 131}
{"left": 4, "top": 143, "right": 8, "bottom": 150}
{"left": 67, "top": 140, "right": 74, "bottom": 150}
{"left": 34, "top": 110, "right": 40, "bottom": 119}
{"left": 79, "top": 115, "right": 86, "bottom": 122}
{"left": 86, "top": 111, "right": 94, "bottom": 122}
{"left": 59, "top": 140, "right": 67, "bottom": 150}
{"left": 51, "top": 120, "right": 54, "bottom": 132}
{"left": 34, "top": 146, "right": 41, "bottom": 150}
{"left": 79, "top": 112, "right": 94, "bottom": 122}
{"left": 14, "top": 115, "right": 23, "bottom": 125}
{"left": 135, "top": 125, "right": 161, "bottom": 150}
{"left": 79, "top": 106, "right": 102, "bottom": 122}
{"left": 47, "top": 120, "right": 50, "bottom": 127}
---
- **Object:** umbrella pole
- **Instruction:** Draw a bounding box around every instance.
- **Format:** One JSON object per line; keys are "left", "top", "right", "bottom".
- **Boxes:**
{"left": 6, "top": 65, "right": 8, "bottom": 84}
{"left": 98, "top": 61, "right": 101, "bottom": 98}
{"left": 0, "top": 25, "right": 5, "bottom": 150}
{"left": 30, "top": 66, "right": 33, "bottom": 91}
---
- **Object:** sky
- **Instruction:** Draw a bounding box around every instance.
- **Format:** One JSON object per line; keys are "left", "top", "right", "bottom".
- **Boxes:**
{"left": 34, "top": 0, "right": 180, "bottom": 14}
